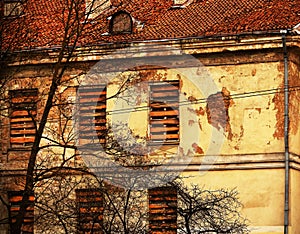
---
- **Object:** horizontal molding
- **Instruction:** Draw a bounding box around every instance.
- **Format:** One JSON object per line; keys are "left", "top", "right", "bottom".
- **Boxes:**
{"left": 184, "top": 152, "right": 300, "bottom": 171}
{"left": 83, "top": 152, "right": 300, "bottom": 175}
{"left": 6, "top": 35, "right": 300, "bottom": 66}
{"left": 249, "top": 226, "right": 283, "bottom": 233}
{"left": 1, "top": 152, "right": 300, "bottom": 176}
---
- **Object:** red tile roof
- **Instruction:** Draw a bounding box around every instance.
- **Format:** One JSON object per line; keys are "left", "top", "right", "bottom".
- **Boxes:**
{"left": 140, "top": 0, "right": 300, "bottom": 39}
{"left": 2, "top": 0, "right": 300, "bottom": 50}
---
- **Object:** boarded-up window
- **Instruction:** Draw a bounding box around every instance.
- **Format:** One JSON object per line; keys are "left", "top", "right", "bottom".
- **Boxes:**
{"left": 8, "top": 191, "right": 34, "bottom": 234}
{"left": 9, "top": 89, "right": 37, "bottom": 149}
{"left": 148, "top": 186, "right": 177, "bottom": 234}
{"left": 149, "top": 81, "right": 179, "bottom": 144}
{"left": 76, "top": 189, "right": 104, "bottom": 234}
{"left": 78, "top": 85, "right": 106, "bottom": 146}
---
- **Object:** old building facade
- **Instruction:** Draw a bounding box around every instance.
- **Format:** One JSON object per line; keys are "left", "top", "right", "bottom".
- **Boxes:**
{"left": 1, "top": 0, "right": 300, "bottom": 233}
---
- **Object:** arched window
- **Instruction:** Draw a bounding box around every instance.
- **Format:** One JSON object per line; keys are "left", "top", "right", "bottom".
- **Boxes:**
{"left": 110, "top": 11, "right": 132, "bottom": 34}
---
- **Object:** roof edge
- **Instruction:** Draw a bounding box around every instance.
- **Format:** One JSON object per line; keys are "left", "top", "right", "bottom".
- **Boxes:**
{"left": 5, "top": 31, "right": 300, "bottom": 67}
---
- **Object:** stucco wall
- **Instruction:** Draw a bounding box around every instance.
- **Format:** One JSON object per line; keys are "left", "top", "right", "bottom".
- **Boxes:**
{"left": 288, "top": 51, "right": 300, "bottom": 156}
{"left": 1, "top": 40, "right": 300, "bottom": 233}
{"left": 290, "top": 169, "right": 300, "bottom": 234}
{"left": 183, "top": 169, "right": 285, "bottom": 233}
{"left": 103, "top": 49, "right": 286, "bottom": 158}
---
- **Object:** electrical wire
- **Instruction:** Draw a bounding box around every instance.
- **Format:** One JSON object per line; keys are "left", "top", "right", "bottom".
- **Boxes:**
{"left": 1, "top": 85, "right": 299, "bottom": 128}
{"left": 105, "top": 85, "right": 300, "bottom": 116}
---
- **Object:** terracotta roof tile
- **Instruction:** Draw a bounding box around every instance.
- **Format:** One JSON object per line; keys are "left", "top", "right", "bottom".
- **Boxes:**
{"left": 2, "top": 0, "right": 300, "bottom": 50}
{"left": 141, "top": 0, "right": 300, "bottom": 39}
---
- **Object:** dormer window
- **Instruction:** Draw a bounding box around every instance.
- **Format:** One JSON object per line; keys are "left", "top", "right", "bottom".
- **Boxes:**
{"left": 110, "top": 11, "right": 132, "bottom": 34}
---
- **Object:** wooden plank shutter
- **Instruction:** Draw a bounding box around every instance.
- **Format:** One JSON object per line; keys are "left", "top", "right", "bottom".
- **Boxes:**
{"left": 149, "top": 81, "right": 179, "bottom": 144}
{"left": 78, "top": 85, "right": 106, "bottom": 145}
{"left": 8, "top": 191, "right": 34, "bottom": 234}
{"left": 76, "top": 189, "right": 104, "bottom": 234}
{"left": 9, "top": 89, "right": 37, "bottom": 149}
{"left": 148, "top": 186, "right": 177, "bottom": 234}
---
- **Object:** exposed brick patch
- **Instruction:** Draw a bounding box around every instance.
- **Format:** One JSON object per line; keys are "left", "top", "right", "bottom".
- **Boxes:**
{"left": 287, "top": 61, "right": 300, "bottom": 136}
{"left": 206, "top": 87, "right": 233, "bottom": 139}
{"left": 187, "top": 106, "right": 205, "bottom": 116}
{"left": 272, "top": 86, "right": 284, "bottom": 139}
{"left": 188, "top": 119, "right": 196, "bottom": 126}
{"left": 192, "top": 142, "right": 204, "bottom": 154}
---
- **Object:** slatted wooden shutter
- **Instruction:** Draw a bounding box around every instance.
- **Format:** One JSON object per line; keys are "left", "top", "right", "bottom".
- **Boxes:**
{"left": 76, "top": 189, "right": 104, "bottom": 234}
{"left": 9, "top": 89, "right": 37, "bottom": 149}
{"left": 148, "top": 186, "right": 177, "bottom": 234}
{"left": 149, "top": 81, "right": 179, "bottom": 144}
{"left": 78, "top": 85, "right": 106, "bottom": 145}
{"left": 8, "top": 191, "right": 34, "bottom": 234}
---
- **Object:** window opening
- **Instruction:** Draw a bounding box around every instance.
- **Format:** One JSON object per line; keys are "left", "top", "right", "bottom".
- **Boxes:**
{"left": 110, "top": 11, "right": 132, "bottom": 34}
{"left": 9, "top": 89, "right": 37, "bottom": 149}
{"left": 149, "top": 81, "right": 180, "bottom": 144}
{"left": 78, "top": 85, "right": 107, "bottom": 146}
{"left": 148, "top": 186, "right": 177, "bottom": 233}
{"left": 8, "top": 191, "right": 34, "bottom": 234}
{"left": 76, "top": 188, "right": 104, "bottom": 234}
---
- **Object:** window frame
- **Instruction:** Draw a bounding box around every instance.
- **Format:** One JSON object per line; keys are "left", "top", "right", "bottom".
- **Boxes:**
{"left": 148, "top": 186, "right": 178, "bottom": 233}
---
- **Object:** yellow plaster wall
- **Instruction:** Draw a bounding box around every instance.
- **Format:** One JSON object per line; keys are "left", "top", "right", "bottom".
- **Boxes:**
{"left": 290, "top": 169, "right": 300, "bottom": 234}
{"left": 62, "top": 49, "right": 298, "bottom": 233}
{"left": 207, "top": 61, "right": 284, "bottom": 155}
{"left": 106, "top": 59, "right": 286, "bottom": 157}
{"left": 80, "top": 49, "right": 300, "bottom": 233}
{"left": 288, "top": 54, "right": 300, "bottom": 156}
{"left": 182, "top": 169, "right": 285, "bottom": 232}
{"left": 3, "top": 40, "right": 300, "bottom": 234}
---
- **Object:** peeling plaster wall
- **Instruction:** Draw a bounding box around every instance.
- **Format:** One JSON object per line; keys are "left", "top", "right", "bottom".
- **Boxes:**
{"left": 102, "top": 49, "right": 289, "bottom": 167}
{"left": 104, "top": 57, "right": 285, "bottom": 159}
{"left": 288, "top": 50, "right": 300, "bottom": 156}
{"left": 0, "top": 48, "right": 289, "bottom": 172}
{"left": 1, "top": 42, "right": 300, "bottom": 233}
{"left": 0, "top": 63, "right": 87, "bottom": 189}
{"left": 196, "top": 51, "right": 286, "bottom": 156}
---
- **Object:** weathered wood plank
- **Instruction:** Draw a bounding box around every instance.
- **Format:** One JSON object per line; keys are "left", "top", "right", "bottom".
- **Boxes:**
{"left": 150, "top": 110, "right": 179, "bottom": 117}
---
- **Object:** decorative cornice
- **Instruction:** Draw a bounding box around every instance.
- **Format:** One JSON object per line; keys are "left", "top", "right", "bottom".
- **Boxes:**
{"left": 5, "top": 34, "right": 300, "bottom": 67}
